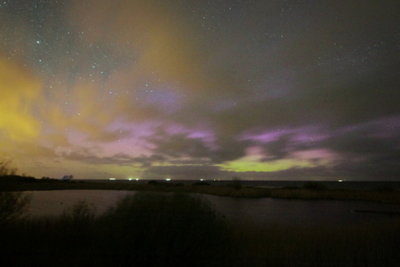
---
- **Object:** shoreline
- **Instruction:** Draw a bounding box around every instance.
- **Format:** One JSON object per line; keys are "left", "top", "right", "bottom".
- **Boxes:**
{"left": 1, "top": 179, "right": 400, "bottom": 204}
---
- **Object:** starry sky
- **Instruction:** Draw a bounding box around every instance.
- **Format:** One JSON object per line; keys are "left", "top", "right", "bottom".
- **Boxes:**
{"left": 0, "top": 0, "right": 399, "bottom": 180}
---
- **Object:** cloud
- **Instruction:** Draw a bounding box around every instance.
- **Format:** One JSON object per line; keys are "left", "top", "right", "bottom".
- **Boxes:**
{"left": 317, "top": 116, "right": 400, "bottom": 179}
{"left": 150, "top": 133, "right": 213, "bottom": 159}
{"left": 0, "top": 57, "right": 42, "bottom": 141}
{"left": 1, "top": 1, "right": 399, "bottom": 180}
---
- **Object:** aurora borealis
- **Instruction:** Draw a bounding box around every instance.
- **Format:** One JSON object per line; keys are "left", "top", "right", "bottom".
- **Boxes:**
{"left": 0, "top": 0, "right": 399, "bottom": 180}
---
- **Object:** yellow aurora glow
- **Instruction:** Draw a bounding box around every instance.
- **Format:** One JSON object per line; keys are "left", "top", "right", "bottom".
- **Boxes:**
{"left": 0, "top": 57, "right": 42, "bottom": 141}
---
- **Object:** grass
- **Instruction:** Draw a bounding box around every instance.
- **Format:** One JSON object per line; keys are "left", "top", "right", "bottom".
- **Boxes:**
{"left": 0, "top": 192, "right": 232, "bottom": 266}
{"left": 1, "top": 191, "right": 400, "bottom": 266}
{"left": 231, "top": 220, "right": 400, "bottom": 267}
{"left": 0, "top": 191, "right": 31, "bottom": 224}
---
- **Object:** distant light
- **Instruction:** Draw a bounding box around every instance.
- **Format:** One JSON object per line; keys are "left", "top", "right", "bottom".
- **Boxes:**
{"left": 109, "top": 178, "right": 116, "bottom": 181}
{"left": 165, "top": 178, "right": 171, "bottom": 182}
{"left": 338, "top": 179, "right": 344, "bottom": 183}
{"left": 128, "top": 178, "right": 133, "bottom": 181}
{"left": 135, "top": 178, "right": 140, "bottom": 181}
{"left": 200, "top": 178, "right": 205, "bottom": 182}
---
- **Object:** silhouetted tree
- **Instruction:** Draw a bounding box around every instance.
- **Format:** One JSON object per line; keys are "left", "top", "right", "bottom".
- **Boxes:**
{"left": 0, "top": 159, "right": 17, "bottom": 176}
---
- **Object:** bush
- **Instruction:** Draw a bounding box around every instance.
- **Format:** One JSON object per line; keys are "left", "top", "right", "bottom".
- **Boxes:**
{"left": 61, "top": 200, "right": 96, "bottom": 223}
{"left": 98, "top": 192, "right": 231, "bottom": 266}
{"left": 0, "top": 192, "right": 233, "bottom": 266}
{"left": 0, "top": 191, "right": 31, "bottom": 224}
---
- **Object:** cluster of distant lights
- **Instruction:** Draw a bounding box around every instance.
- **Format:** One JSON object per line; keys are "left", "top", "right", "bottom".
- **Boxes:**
{"left": 108, "top": 177, "right": 141, "bottom": 181}
{"left": 107, "top": 177, "right": 219, "bottom": 182}
{"left": 108, "top": 177, "right": 173, "bottom": 181}
{"left": 108, "top": 178, "right": 345, "bottom": 182}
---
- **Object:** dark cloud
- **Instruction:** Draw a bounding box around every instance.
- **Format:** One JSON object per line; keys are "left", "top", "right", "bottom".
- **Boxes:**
{"left": 60, "top": 151, "right": 165, "bottom": 167}
{"left": 261, "top": 134, "right": 294, "bottom": 160}
{"left": 148, "top": 129, "right": 252, "bottom": 164}
{"left": 87, "top": 129, "right": 133, "bottom": 143}
{"left": 211, "top": 137, "right": 250, "bottom": 163}
{"left": 318, "top": 119, "right": 400, "bottom": 179}
{"left": 150, "top": 133, "right": 213, "bottom": 159}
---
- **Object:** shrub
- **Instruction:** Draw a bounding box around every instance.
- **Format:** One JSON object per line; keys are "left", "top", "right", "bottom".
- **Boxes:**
{"left": 98, "top": 192, "right": 231, "bottom": 266}
{"left": 0, "top": 191, "right": 31, "bottom": 224}
{"left": 61, "top": 200, "right": 96, "bottom": 223}
{"left": 0, "top": 192, "right": 233, "bottom": 266}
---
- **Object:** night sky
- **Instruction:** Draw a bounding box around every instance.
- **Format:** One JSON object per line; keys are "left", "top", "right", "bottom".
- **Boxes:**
{"left": 0, "top": 0, "right": 399, "bottom": 180}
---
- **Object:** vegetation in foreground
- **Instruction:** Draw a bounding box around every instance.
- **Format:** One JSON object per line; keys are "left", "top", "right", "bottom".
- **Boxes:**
{"left": 1, "top": 191, "right": 400, "bottom": 266}
{"left": 1, "top": 192, "right": 232, "bottom": 266}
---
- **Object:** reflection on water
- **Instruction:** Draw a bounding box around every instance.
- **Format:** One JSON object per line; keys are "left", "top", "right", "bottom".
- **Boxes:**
{"left": 25, "top": 190, "right": 135, "bottom": 217}
{"left": 203, "top": 194, "right": 400, "bottom": 227}
{"left": 24, "top": 190, "right": 400, "bottom": 226}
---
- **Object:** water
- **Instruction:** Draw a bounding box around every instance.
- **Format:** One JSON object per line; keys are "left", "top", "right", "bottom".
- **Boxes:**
{"left": 23, "top": 190, "right": 400, "bottom": 226}
{"left": 203, "top": 194, "right": 400, "bottom": 227}
{"left": 25, "top": 190, "right": 134, "bottom": 217}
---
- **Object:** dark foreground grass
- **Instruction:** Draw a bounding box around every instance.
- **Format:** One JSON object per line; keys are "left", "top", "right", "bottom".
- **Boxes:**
{"left": 231, "top": 221, "right": 400, "bottom": 267}
{"left": 1, "top": 192, "right": 400, "bottom": 266}
{"left": 0, "top": 192, "right": 232, "bottom": 267}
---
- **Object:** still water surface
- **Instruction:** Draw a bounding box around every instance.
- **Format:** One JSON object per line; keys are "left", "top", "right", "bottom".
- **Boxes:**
{"left": 25, "top": 190, "right": 400, "bottom": 227}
